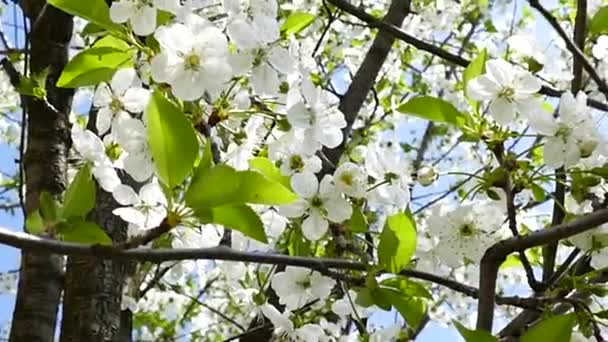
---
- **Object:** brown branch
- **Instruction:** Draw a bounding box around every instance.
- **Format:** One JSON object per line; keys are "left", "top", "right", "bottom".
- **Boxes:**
{"left": 327, "top": 0, "right": 608, "bottom": 112}
{"left": 476, "top": 208, "right": 608, "bottom": 331}
{"left": 321, "top": 0, "right": 412, "bottom": 172}
{"left": 118, "top": 218, "right": 172, "bottom": 249}
{"left": 528, "top": 0, "right": 608, "bottom": 96}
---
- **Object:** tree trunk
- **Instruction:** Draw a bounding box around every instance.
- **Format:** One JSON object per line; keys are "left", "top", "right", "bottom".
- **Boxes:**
{"left": 60, "top": 108, "right": 136, "bottom": 342}
{"left": 60, "top": 184, "right": 132, "bottom": 342}
{"left": 9, "top": 4, "right": 74, "bottom": 342}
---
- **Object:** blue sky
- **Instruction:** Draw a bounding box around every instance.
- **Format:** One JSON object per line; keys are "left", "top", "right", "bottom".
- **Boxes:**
{"left": 0, "top": 0, "right": 570, "bottom": 340}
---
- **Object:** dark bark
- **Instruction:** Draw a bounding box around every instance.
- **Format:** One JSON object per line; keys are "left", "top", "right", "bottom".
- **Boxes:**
{"left": 9, "top": 4, "right": 74, "bottom": 342}
{"left": 59, "top": 182, "right": 134, "bottom": 342}
{"left": 322, "top": 0, "right": 411, "bottom": 173}
{"left": 59, "top": 109, "right": 136, "bottom": 342}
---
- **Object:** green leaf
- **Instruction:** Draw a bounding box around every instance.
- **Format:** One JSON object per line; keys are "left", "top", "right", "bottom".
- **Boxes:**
{"left": 186, "top": 164, "right": 241, "bottom": 208}
{"left": 196, "top": 204, "right": 268, "bottom": 243}
{"left": 146, "top": 90, "right": 199, "bottom": 188}
{"left": 56, "top": 219, "right": 112, "bottom": 245}
{"left": 454, "top": 321, "right": 498, "bottom": 342}
{"left": 500, "top": 254, "right": 522, "bottom": 269}
{"left": 25, "top": 210, "right": 44, "bottom": 235}
{"left": 521, "top": 314, "right": 575, "bottom": 342}
{"left": 378, "top": 211, "right": 417, "bottom": 273}
{"left": 62, "top": 163, "right": 96, "bottom": 219}
{"left": 590, "top": 6, "right": 608, "bottom": 35}
{"left": 347, "top": 206, "right": 368, "bottom": 233}
{"left": 287, "top": 228, "right": 311, "bottom": 256}
{"left": 281, "top": 12, "right": 316, "bottom": 36}
{"left": 231, "top": 171, "right": 297, "bottom": 205}
{"left": 57, "top": 36, "right": 134, "bottom": 88}
{"left": 355, "top": 288, "right": 375, "bottom": 308}
{"left": 463, "top": 49, "right": 487, "bottom": 101}
{"left": 530, "top": 183, "right": 546, "bottom": 202}
{"left": 397, "top": 96, "right": 469, "bottom": 127}
{"left": 380, "top": 288, "right": 426, "bottom": 328}
{"left": 186, "top": 165, "right": 296, "bottom": 210}
{"left": 370, "top": 288, "right": 392, "bottom": 310}
{"left": 249, "top": 157, "right": 290, "bottom": 188}
{"left": 200, "top": 139, "right": 214, "bottom": 170}
{"left": 48, "top": 0, "right": 121, "bottom": 32}
{"left": 381, "top": 277, "right": 433, "bottom": 299}
{"left": 39, "top": 191, "right": 59, "bottom": 222}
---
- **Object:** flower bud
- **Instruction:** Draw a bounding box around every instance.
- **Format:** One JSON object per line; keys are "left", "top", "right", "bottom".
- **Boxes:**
{"left": 417, "top": 166, "right": 437, "bottom": 186}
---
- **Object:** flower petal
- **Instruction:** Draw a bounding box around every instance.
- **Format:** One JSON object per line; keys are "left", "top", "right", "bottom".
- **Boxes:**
{"left": 302, "top": 210, "right": 328, "bottom": 240}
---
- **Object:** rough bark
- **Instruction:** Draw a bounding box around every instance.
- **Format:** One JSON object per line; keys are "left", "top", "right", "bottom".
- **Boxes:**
{"left": 9, "top": 3, "right": 74, "bottom": 342}
{"left": 59, "top": 108, "right": 135, "bottom": 342}
{"left": 59, "top": 184, "right": 132, "bottom": 342}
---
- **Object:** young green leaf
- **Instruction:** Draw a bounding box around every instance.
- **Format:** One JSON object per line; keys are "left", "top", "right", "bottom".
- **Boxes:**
{"left": 378, "top": 211, "right": 417, "bottom": 273}
{"left": 454, "top": 321, "right": 498, "bottom": 342}
{"left": 520, "top": 314, "right": 575, "bottom": 342}
{"left": 347, "top": 206, "right": 368, "bottom": 233}
{"left": 25, "top": 210, "right": 45, "bottom": 235}
{"left": 48, "top": 0, "right": 121, "bottom": 32}
{"left": 39, "top": 191, "right": 59, "bottom": 222}
{"left": 230, "top": 171, "right": 297, "bottom": 205}
{"left": 197, "top": 204, "right": 268, "bottom": 243}
{"left": 463, "top": 49, "right": 487, "bottom": 100}
{"left": 380, "top": 287, "right": 426, "bottom": 328}
{"left": 397, "top": 96, "right": 469, "bottom": 128}
{"left": 57, "top": 36, "right": 134, "bottom": 88}
{"left": 249, "top": 157, "right": 291, "bottom": 188}
{"left": 62, "top": 163, "right": 96, "bottom": 219}
{"left": 590, "top": 6, "right": 608, "bottom": 35}
{"left": 146, "top": 90, "right": 199, "bottom": 188}
{"left": 281, "top": 12, "right": 316, "bottom": 36}
{"left": 56, "top": 219, "right": 112, "bottom": 245}
{"left": 530, "top": 183, "right": 546, "bottom": 202}
{"left": 287, "top": 228, "right": 311, "bottom": 256}
{"left": 186, "top": 164, "right": 241, "bottom": 208}
{"left": 380, "top": 277, "right": 433, "bottom": 299}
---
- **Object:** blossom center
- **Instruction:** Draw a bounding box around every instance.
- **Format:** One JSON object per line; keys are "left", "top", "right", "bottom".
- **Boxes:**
{"left": 296, "top": 278, "right": 311, "bottom": 289}
{"left": 311, "top": 196, "right": 323, "bottom": 208}
{"left": 340, "top": 173, "right": 354, "bottom": 186}
{"left": 184, "top": 52, "right": 201, "bottom": 71}
{"left": 289, "top": 155, "right": 304, "bottom": 172}
{"left": 135, "top": 0, "right": 154, "bottom": 9}
{"left": 384, "top": 172, "right": 398, "bottom": 183}
{"left": 556, "top": 124, "right": 573, "bottom": 141}
{"left": 458, "top": 223, "right": 475, "bottom": 237}
{"left": 498, "top": 87, "right": 515, "bottom": 100}
{"left": 110, "top": 97, "right": 123, "bottom": 113}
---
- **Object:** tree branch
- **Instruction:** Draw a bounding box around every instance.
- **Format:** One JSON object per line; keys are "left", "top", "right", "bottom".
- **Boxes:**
{"left": 476, "top": 208, "right": 608, "bottom": 331}
{"left": 322, "top": 0, "right": 411, "bottom": 171}
{"left": 327, "top": 0, "right": 608, "bottom": 112}
{"left": 528, "top": 0, "right": 608, "bottom": 96}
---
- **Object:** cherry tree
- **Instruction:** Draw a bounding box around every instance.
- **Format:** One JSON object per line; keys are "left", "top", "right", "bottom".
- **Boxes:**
{"left": 0, "top": 0, "right": 607, "bottom": 341}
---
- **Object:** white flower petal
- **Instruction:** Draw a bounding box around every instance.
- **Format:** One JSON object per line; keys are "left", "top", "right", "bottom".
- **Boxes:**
{"left": 489, "top": 97, "right": 516, "bottom": 125}
{"left": 302, "top": 210, "right": 328, "bottom": 240}
{"left": 110, "top": 1, "right": 134, "bottom": 24}
{"left": 290, "top": 172, "right": 318, "bottom": 199}
{"left": 112, "top": 184, "right": 139, "bottom": 206}
{"left": 131, "top": 6, "right": 157, "bottom": 36}
{"left": 122, "top": 88, "right": 150, "bottom": 113}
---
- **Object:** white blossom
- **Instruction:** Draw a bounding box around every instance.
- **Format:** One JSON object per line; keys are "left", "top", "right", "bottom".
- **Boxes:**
{"left": 93, "top": 68, "right": 150, "bottom": 135}
{"left": 528, "top": 91, "right": 598, "bottom": 168}
{"left": 286, "top": 78, "right": 347, "bottom": 152}
{"left": 468, "top": 58, "right": 541, "bottom": 125}
{"left": 271, "top": 266, "right": 336, "bottom": 310}
{"left": 280, "top": 172, "right": 352, "bottom": 240}
{"left": 110, "top": 0, "right": 180, "bottom": 36}
{"left": 151, "top": 14, "right": 232, "bottom": 100}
